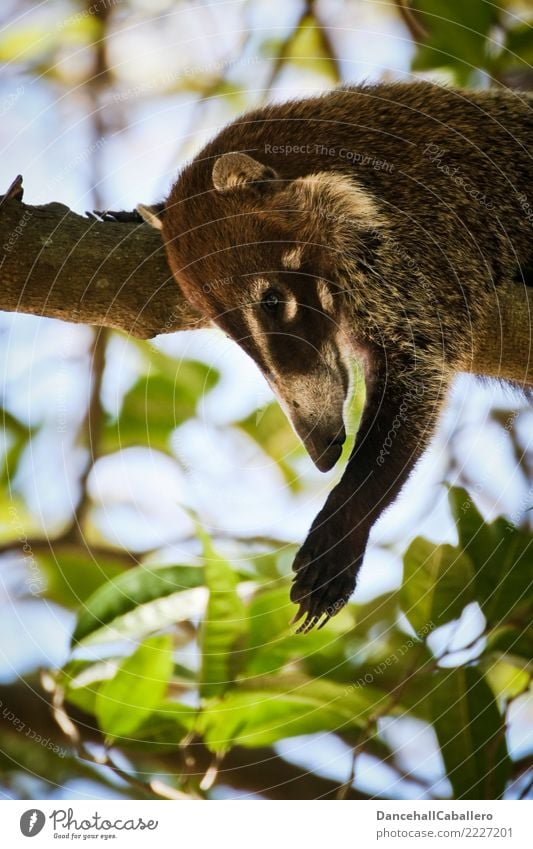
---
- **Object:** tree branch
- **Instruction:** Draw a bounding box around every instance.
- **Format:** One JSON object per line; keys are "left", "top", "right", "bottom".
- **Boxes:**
{"left": 0, "top": 184, "right": 204, "bottom": 339}
{"left": 394, "top": 0, "right": 428, "bottom": 42}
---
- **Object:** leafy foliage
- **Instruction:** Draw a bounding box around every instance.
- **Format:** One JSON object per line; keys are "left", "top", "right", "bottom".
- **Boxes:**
{"left": 430, "top": 666, "right": 511, "bottom": 800}
{"left": 400, "top": 537, "right": 475, "bottom": 633}
{"left": 72, "top": 563, "right": 206, "bottom": 645}
{"left": 49, "top": 486, "right": 529, "bottom": 798}
{"left": 1, "top": 336, "right": 531, "bottom": 800}
{"left": 449, "top": 488, "right": 532, "bottom": 625}
{"left": 103, "top": 352, "right": 219, "bottom": 455}
{"left": 410, "top": 0, "right": 497, "bottom": 84}
{"left": 409, "top": 0, "right": 530, "bottom": 86}
{"left": 95, "top": 635, "right": 175, "bottom": 741}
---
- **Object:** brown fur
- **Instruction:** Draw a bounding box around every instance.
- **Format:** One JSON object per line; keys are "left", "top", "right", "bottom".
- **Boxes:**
{"left": 159, "top": 81, "right": 532, "bottom": 632}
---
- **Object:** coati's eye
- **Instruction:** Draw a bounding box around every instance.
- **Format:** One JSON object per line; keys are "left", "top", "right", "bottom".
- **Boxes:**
{"left": 261, "top": 289, "right": 282, "bottom": 313}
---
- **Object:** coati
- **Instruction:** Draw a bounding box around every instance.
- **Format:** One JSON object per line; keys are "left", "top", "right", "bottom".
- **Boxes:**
{"left": 141, "top": 81, "right": 533, "bottom": 633}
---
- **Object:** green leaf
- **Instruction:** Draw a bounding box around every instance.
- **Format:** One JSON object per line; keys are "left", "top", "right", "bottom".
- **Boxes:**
{"left": 410, "top": 0, "right": 497, "bottom": 84}
{"left": 430, "top": 666, "right": 511, "bottom": 800}
{"left": 505, "top": 23, "right": 533, "bottom": 67}
{"left": 123, "top": 701, "right": 197, "bottom": 751}
{"left": 340, "top": 627, "right": 435, "bottom": 719}
{"left": 237, "top": 402, "right": 304, "bottom": 492}
{"left": 59, "top": 14, "right": 102, "bottom": 45}
{"left": 62, "top": 656, "right": 196, "bottom": 718}
{"left": 95, "top": 635, "right": 174, "bottom": 740}
{"left": 36, "top": 548, "right": 126, "bottom": 609}
{"left": 103, "top": 358, "right": 218, "bottom": 454}
{"left": 481, "top": 654, "right": 530, "bottom": 703}
{"left": 301, "top": 592, "right": 402, "bottom": 686}
{"left": 400, "top": 537, "right": 474, "bottom": 633}
{"left": 449, "top": 487, "right": 492, "bottom": 561}
{"left": 199, "top": 533, "right": 248, "bottom": 699}
{"left": 198, "top": 673, "right": 392, "bottom": 753}
{"left": 72, "top": 563, "right": 205, "bottom": 646}
{"left": 352, "top": 591, "right": 400, "bottom": 634}
{"left": 62, "top": 659, "right": 120, "bottom": 715}
{"left": 242, "top": 547, "right": 297, "bottom": 582}
{"left": 449, "top": 488, "right": 533, "bottom": 624}
{"left": 478, "top": 520, "right": 532, "bottom": 624}
{"left": 247, "top": 585, "right": 292, "bottom": 649}
{"left": 486, "top": 625, "right": 533, "bottom": 662}
{"left": 0, "top": 15, "right": 102, "bottom": 70}
{"left": 245, "top": 584, "right": 351, "bottom": 677}
{"left": 258, "top": 37, "right": 285, "bottom": 59}
{"left": 0, "top": 409, "right": 34, "bottom": 485}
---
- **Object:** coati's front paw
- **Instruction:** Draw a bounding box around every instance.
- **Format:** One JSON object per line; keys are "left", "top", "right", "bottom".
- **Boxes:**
{"left": 290, "top": 525, "right": 362, "bottom": 633}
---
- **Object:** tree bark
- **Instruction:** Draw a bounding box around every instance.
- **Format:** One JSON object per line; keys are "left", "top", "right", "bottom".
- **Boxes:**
{"left": 0, "top": 182, "right": 203, "bottom": 339}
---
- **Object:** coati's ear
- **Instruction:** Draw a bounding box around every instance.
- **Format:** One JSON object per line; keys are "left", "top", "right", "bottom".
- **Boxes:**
{"left": 212, "top": 152, "right": 278, "bottom": 193}
{"left": 136, "top": 202, "right": 164, "bottom": 231}
{"left": 267, "top": 172, "right": 384, "bottom": 280}
{"left": 277, "top": 172, "right": 382, "bottom": 256}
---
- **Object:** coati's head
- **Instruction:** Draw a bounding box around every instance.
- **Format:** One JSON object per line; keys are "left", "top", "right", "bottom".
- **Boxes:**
{"left": 159, "top": 152, "right": 381, "bottom": 472}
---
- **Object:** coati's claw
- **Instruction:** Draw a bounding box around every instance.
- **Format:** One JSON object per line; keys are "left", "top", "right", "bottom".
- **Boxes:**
{"left": 290, "top": 530, "right": 359, "bottom": 633}
{"left": 295, "top": 614, "right": 320, "bottom": 635}
{"left": 92, "top": 208, "right": 145, "bottom": 223}
{"left": 289, "top": 603, "right": 307, "bottom": 626}
{"left": 317, "top": 612, "right": 332, "bottom": 630}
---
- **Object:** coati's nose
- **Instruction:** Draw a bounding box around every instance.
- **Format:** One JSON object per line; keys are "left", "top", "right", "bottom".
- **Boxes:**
{"left": 327, "top": 425, "right": 346, "bottom": 450}
{"left": 283, "top": 405, "right": 347, "bottom": 473}
{"left": 313, "top": 425, "right": 346, "bottom": 473}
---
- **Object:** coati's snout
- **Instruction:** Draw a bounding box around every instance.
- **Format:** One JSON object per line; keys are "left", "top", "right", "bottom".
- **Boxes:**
{"left": 256, "top": 325, "right": 349, "bottom": 474}
{"left": 214, "top": 279, "right": 351, "bottom": 473}
{"left": 278, "top": 369, "right": 348, "bottom": 473}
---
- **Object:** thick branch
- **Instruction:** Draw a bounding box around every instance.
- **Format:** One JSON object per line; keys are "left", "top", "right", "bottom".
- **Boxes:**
{"left": 0, "top": 186, "right": 202, "bottom": 338}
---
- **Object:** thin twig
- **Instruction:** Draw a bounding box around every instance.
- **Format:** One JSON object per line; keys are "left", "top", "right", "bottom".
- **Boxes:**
{"left": 394, "top": 0, "right": 428, "bottom": 41}
{"left": 47, "top": 673, "right": 197, "bottom": 800}
{"left": 66, "top": 327, "right": 108, "bottom": 539}
{"left": 262, "top": 0, "right": 316, "bottom": 96}
{"left": 336, "top": 731, "right": 367, "bottom": 799}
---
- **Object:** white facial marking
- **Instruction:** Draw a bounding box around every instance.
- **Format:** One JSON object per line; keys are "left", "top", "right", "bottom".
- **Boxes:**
{"left": 317, "top": 279, "right": 334, "bottom": 313}
{"left": 245, "top": 307, "right": 271, "bottom": 365}
{"left": 295, "top": 172, "right": 379, "bottom": 224}
{"left": 320, "top": 339, "right": 338, "bottom": 370}
{"left": 285, "top": 296, "right": 298, "bottom": 320}
{"left": 252, "top": 277, "right": 270, "bottom": 300}
{"left": 282, "top": 246, "right": 304, "bottom": 270}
